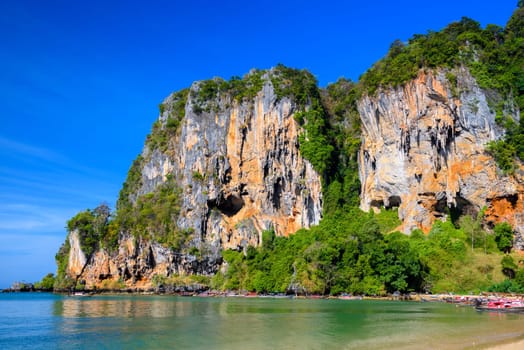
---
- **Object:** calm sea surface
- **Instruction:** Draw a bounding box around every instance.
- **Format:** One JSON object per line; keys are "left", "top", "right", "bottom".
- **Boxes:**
{"left": 1, "top": 293, "right": 524, "bottom": 349}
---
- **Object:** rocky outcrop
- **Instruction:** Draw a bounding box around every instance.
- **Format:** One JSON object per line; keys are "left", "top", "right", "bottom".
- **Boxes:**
{"left": 65, "top": 69, "right": 323, "bottom": 289}
{"left": 69, "top": 233, "right": 217, "bottom": 289}
{"left": 159, "top": 77, "right": 322, "bottom": 250}
{"left": 358, "top": 67, "right": 524, "bottom": 239}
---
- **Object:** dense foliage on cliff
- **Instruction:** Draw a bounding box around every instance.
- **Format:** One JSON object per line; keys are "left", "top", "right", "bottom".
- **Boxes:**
{"left": 66, "top": 204, "right": 111, "bottom": 256}
{"left": 116, "top": 177, "right": 183, "bottom": 247}
{"left": 54, "top": 238, "right": 73, "bottom": 290}
{"left": 149, "top": 89, "right": 189, "bottom": 152}
{"left": 359, "top": 5, "right": 524, "bottom": 172}
{"left": 321, "top": 78, "right": 362, "bottom": 209}
{"left": 213, "top": 213, "right": 522, "bottom": 295}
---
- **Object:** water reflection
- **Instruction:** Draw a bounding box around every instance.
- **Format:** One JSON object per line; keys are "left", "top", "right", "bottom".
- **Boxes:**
{"left": 47, "top": 296, "right": 524, "bottom": 350}
{"left": 53, "top": 295, "right": 199, "bottom": 318}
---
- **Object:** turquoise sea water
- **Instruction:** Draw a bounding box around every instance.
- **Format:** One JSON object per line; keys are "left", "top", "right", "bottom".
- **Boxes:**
{"left": 1, "top": 293, "right": 524, "bottom": 349}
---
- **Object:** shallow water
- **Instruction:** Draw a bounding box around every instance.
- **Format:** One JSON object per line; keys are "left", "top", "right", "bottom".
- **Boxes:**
{"left": 1, "top": 293, "right": 524, "bottom": 349}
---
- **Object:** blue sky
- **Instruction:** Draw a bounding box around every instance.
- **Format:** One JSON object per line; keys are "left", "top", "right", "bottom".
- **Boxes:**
{"left": 0, "top": 0, "right": 518, "bottom": 288}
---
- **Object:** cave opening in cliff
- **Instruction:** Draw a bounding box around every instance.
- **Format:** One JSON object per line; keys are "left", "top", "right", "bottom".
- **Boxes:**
{"left": 449, "top": 196, "right": 477, "bottom": 226}
{"left": 370, "top": 196, "right": 401, "bottom": 211}
{"left": 386, "top": 195, "right": 402, "bottom": 209}
{"left": 208, "top": 194, "right": 244, "bottom": 217}
{"left": 434, "top": 198, "right": 447, "bottom": 218}
{"left": 433, "top": 195, "right": 477, "bottom": 226}
{"left": 370, "top": 199, "right": 384, "bottom": 210}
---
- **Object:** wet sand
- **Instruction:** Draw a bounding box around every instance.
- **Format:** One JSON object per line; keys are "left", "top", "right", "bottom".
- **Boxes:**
{"left": 484, "top": 338, "right": 524, "bottom": 350}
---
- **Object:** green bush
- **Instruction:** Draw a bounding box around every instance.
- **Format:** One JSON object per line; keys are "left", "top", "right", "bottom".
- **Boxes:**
{"left": 34, "top": 273, "right": 55, "bottom": 291}
{"left": 494, "top": 222, "right": 514, "bottom": 253}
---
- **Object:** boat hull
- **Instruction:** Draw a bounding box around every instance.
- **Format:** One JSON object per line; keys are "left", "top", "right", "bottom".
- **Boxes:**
{"left": 475, "top": 306, "right": 524, "bottom": 313}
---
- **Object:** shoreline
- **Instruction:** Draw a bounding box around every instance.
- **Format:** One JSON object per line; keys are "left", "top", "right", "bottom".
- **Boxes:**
{"left": 481, "top": 337, "right": 524, "bottom": 350}
{"left": 3, "top": 288, "right": 522, "bottom": 301}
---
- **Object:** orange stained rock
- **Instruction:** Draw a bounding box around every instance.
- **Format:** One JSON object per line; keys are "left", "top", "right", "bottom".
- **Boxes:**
{"left": 359, "top": 68, "right": 523, "bottom": 237}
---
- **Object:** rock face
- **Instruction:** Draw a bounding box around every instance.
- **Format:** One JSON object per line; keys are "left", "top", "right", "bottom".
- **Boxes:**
{"left": 156, "top": 78, "right": 322, "bottom": 249}
{"left": 69, "top": 232, "right": 217, "bottom": 289}
{"left": 67, "top": 230, "right": 87, "bottom": 278}
{"left": 66, "top": 70, "right": 323, "bottom": 289}
{"left": 358, "top": 68, "right": 524, "bottom": 238}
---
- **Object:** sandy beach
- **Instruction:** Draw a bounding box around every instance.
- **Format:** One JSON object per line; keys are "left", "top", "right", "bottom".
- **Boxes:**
{"left": 485, "top": 338, "right": 524, "bottom": 350}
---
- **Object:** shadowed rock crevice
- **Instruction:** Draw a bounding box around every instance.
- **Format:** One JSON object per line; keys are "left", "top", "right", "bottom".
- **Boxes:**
{"left": 207, "top": 193, "right": 245, "bottom": 217}
{"left": 386, "top": 195, "right": 402, "bottom": 209}
{"left": 370, "top": 199, "right": 384, "bottom": 210}
{"left": 449, "top": 195, "right": 477, "bottom": 224}
{"left": 272, "top": 177, "right": 283, "bottom": 210}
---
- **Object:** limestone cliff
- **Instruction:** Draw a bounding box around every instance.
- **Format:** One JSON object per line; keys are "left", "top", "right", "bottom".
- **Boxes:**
{"left": 358, "top": 67, "right": 524, "bottom": 239}
{"left": 154, "top": 75, "right": 322, "bottom": 248}
{"left": 63, "top": 68, "right": 323, "bottom": 290}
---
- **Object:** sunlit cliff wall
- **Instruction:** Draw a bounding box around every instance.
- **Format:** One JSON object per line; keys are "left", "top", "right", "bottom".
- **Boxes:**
{"left": 358, "top": 67, "right": 524, "bottom": 239}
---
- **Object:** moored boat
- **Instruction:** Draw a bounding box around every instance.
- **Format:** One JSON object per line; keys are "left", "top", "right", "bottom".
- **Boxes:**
{"left": 475, "top": 299, "right": 524, "bottom": 312}
{"left": 68, "top": 291, "right": 93, "bottom": 297}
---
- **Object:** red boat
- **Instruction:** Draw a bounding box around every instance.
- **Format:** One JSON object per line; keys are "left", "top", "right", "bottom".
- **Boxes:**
{"left": 475, "top": 299, "right": 524, "bottom": 313}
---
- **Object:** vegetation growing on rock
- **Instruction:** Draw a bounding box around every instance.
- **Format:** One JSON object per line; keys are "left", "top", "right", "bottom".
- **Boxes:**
{"left": 54, "top": 239, "right": 73, "bottom": 290}
{"left": 116, "top": 177, "right": 182, "bottom": 246}
{"left": 149, "top": 88, "right": 189, "bottom": 152}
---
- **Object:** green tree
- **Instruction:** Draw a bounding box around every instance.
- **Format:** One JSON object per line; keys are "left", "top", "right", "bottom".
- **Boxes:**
{"left": 66, "top": 203, "right": 114, "bottom": 256}
{"left": 458, "top": 211, "right": 488, "bottom": 252}
{"left": 378, "top": 232, "right": 423, "bottom": 292}
{"left": 494, "top": 222, "right": 514, "bottom": 253}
